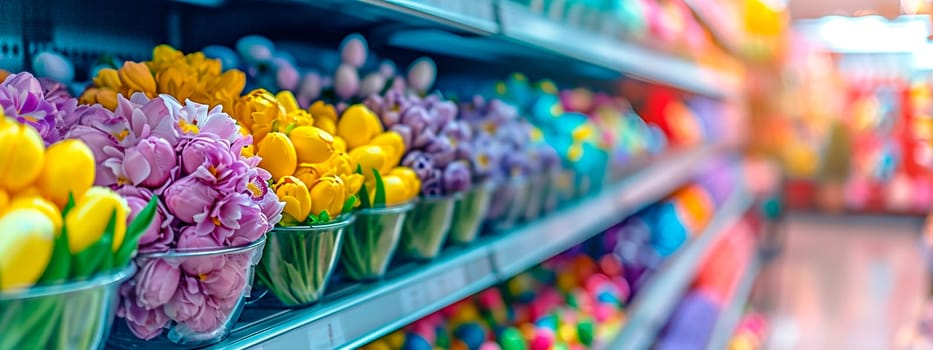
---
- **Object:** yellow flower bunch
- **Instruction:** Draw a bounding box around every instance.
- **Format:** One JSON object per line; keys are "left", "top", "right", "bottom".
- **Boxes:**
{"left": 233, "top": 89, "right": 363, "bottom": 226}
{"left": 80, "top": 45, "right": 246, "bottom": 111}
{"left": 0, "top": 116, "right": 131, "bottom": 290}
{"left": 335, "top": 105, "right": 420, "bottom": 207}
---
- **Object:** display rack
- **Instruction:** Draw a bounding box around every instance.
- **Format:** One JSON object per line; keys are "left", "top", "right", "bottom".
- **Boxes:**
{"left": 705, "top": 256, "right": 762, "bottom": 350}
{"left": 204, "top": 146, "right": 724, "bottom": 350}
{"left": 607, "top": 184, "right": 754, "bottom": 350}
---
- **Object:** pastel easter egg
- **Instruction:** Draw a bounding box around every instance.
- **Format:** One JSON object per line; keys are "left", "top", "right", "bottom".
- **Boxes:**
{"left": 340, "top": 33, "right": 369, "bottom": 68}
{"left": 33, "top": 51, "right": 74, "bottom": 82}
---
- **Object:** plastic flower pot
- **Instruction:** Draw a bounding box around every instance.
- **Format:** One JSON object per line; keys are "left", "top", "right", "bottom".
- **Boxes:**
{"left": 550, "top": 168, "right": 575, "bottom": 205}
{"left": 448, "top": 182, "right": 494, "bottom": 245}
{"left": 255, "top": 216, "right": 352, "bottom": 307}
{"left": 108, "top": 237, "right": 266, "bottom": 348}
{"left": 540, "top": 168, "right": 563, "bottom": 214}
{"left": 0, "top": 264, "right": 135, "bottom": 350}
{"left": 522, "top": 174, "right": 549, "bottom": 222}
{"left": 399, "top": 195, "right": 458, "bottom": 260}
{"left": 485, "top": 177, "right": 531, "bottom": 232}
{"left": 341, "top": 204, "right": 414, "bottom": 281}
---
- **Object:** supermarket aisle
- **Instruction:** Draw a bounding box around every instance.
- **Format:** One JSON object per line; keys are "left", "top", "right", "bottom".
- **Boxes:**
{"left": 765, "top": 213, "right": 928, "bottom": 350}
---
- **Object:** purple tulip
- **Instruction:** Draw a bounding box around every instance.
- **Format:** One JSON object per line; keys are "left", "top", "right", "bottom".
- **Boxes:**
{"left": 402, "top": 151, "right": 435, "bottom": 181}
{"left": 200, "top": 257, "right": 248, "bottom": 299}
{"left": 411, "top": 129, "right": 436, "bottom": 149}
{"left": 66, "top": 124, "right": 120, "bottom": 181}
{"left": 0, "top": 72, "right": 60, "bottom": 144}
{"left": 227, "top": 201, "right": 269, "bottom": 246}
{"left": 176, "top": 227, "right": 228, "bottom": 276}
{"left": 163, "top": 176, "right": 220, "bottom": 224}
{"left": 117, "top": 284, "right": 170, "bottom": 340}
{"left": 420, "top": 169, "right": 443, "bottom": 197}
{"left": 160, "top": 95, "right": 239, "bottom": 143}
{"left": 442, "top": 161, "right": 471, "bottom": 194}
{"left": 401, "top": 106, "right": 430, "bottom": 135}
{"left": 428, "top": 100, "right": 457, "bottom": 131}
{"left": 180, "top": 135, "right": 247, "bottom": 193}
{"left": 123, "top": 137, "right": 177, "bottom": 188}
{"left": 38, "top": 77, "right": 78, "bottom": 133}
{"left": 441, "top": 121, "right": 471, "bottom": 143}
{"left": 425, "top": 136, "right": 455, "bottom": 168}
{"left": 114, "top": 93, "right": 180, "bottom": 147}
{"left": 389, "top": 124, "right": 412, "bottom": 148}
{"left": 135, "top": 258, "right": 181, "bottom": 309}
{"left": 119, "top": 186, "right": 174, "bottom": 253}
{"left": 192, "top": 192, "right": 256, "bottom": 244}
{"left": 163, "top": 275, "right": 207, "bottom": 323}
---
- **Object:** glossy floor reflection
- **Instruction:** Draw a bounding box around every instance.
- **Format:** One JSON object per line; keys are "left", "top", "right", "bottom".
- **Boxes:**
{"left": 765, "top": 213, "right": 928, "bottom": 350}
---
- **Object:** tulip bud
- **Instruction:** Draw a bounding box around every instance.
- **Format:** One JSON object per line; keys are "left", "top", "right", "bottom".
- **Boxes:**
{"left": 309, "top": 175, "right": 346, "bottom": 218}
{"left": 349, "top": 145, "right": 387, "bottom": 181}
{"left": 118, "top": 61, "right": 157, "bottom": 97}
{"left": 338, "top": 105, "right": 383, "bottom": 149}
{"left": 0, "top": 189, "right": 8, "bottom": 215}
{"left": 332, "top": 136, "right": 347, "bottom": 153}
{"left": 379, "top": 175, "right": 411, "bottom": 206}
{"left": 0, "top": 208, "right": 55, "bottom": 290}
{"left": 389, "top": 167, "right": 421, "bottom": 201}
{"left": 35, "top": 139, "right": 96, "bottom": 208}
{"left": 9, "top": 195, "right": 62, "bottom": 235}
{"left": 0, "top": 118, "right": 46, "bottom": 192}
{"left": 289, "top": 126, "right": 335, "bottom": 164}
{"left": 257, "top": 132, "right": 298, "bottom": 181}
{"left": 274, "top": 176, "right": 312, "bottom": 226}
{"left": 369, "top": 131, "right": 406, "bottom": 169}
{"left": 343, "top": 173, "right": 364, "bottom": 197}
{"left": 65, "top": 187, "right": 129, "bottom": 253}
{"left": 93, "top": 68, "right": 122, "bottom": 90}
{"left": 294, "top": 165, "right": 322, "bottom": 189}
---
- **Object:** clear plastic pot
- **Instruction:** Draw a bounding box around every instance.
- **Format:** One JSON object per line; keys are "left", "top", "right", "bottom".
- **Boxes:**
{"left": 0, "top": 264, "right": 135, "bottom": 350}
{"left": 485, "top": 177, "right": 531, "bottom": 232}
{"left": 522, "top": 174, "right": 549, "bottom": 222}
{"left": 108, "top": 236, "right": 266, "bottom": 348}
{"left": 448, "top": 182, "right": 494, "bottom": 245}
{"left": 255, "top": 217, "right": 352, "bottom": 307}
{"left": 399, "top": 195, "right": 458, "bottom": 260}
{"left": 341, "top": 204, "right": 413, "bottom": 281}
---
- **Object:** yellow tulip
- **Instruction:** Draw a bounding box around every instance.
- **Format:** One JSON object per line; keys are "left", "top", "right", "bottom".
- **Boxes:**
{"left": 309, "top": 175, "right": 346, "bottom": 218}
{"left": 379, "top": 175, "right": 411, "bottom": 206}
{"left": 9, "top": 195, "right": 62, "bottom": 234}
{"left": 0, "top": 208, "right": 55, "bottom": 290}
{"left": 66, "top": 187, "right": 129, "bottom": 253}
{"left": 235, "top": 89, "right": 285, "bottom": 143}
{"left": 0, "top": 189, "right": 8, "bottom": 215}
{"left": 156, "top": 66, "right": 196, "bottom": 102}
{"left": 389, "top": 167, "right": 421, "bottom": 200}
{"left": 343, "top": 173, "right": 364, "bottom": 196}
{"left": 349, "top": 145, "right": 387, "bottom": 181}
{"left": 118, "top": 61, "right": 157, "bottom": 98}
{"left": 149, "top": 45, "right": 184, "bottom": 71}
{"left": 314, "top": 117, "right": 337, "bottom": 136}
{"left": 274, "top": 176, "right": 312, "bottom": 226}
{"left": 338, "top": 105, "right": 383, "bottom": 149}
{"left": 0, "top": 118, "right": 45, "bottom": 192}
{"left": 287, "top": 110, "right": 315, "bottom": 128}
{"left": 369, "top": 131, "right": 406, "bottom": 170}
{"left": 332, "top": 136, "right": 347, "bottom": 153}
{"left": 294, "top": 165, "right": 322, "bottom": 188}
{"left": 309, "top": 101, "right": 338, "bottom": 124}
{"left": 276, "top": 90, "right": 302, "bottom": 113}
{"left": 289, "top": 126, "right": 335, "bottom": 164}
{"left": 35, "top": 139, "right": 95, "bottom": 208}
{"left": 93, "top": 68, "right": 122, "bottom": 90}
{"left": 257, "top": 132, "right": 298, "bottom": 181}
{"left": 97, "top": 89, "right": 119, "bottom": 110}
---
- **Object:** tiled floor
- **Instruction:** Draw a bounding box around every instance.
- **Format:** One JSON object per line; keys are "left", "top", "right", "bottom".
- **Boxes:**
{"left": 763, "top": 213, "right": 928, "bottom": 350}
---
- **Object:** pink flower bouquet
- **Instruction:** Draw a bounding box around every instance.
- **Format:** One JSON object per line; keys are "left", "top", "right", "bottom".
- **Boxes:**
{"left": 66, "top": 92, "right": 283, "bottom": 345}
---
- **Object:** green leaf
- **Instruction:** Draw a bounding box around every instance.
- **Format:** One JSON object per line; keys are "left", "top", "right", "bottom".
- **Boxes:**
{"left": 37, "top": 223, "right": 71, "bottom": 284}
{"left": 380, "top": 77, "right": 396, "bottom": 96}
{"left": 320, "top": 210, "right": 330, "bottom": 224}
{"left": 372, "top": 169, "right": 386, "bottom": 207}
{"left": 284, "top": 123, "right": 297, "bottom": 135}
{"left": 359, "top": 181, "right": 371, "bottom": 208}
{"left": 115, "top": 196, "right": 159, "bottom": 267}
{"left": 341, "top": 195, "right": 357, "bottom": 215}
{"left": 62, "top": 192, "right": 76, "bottom": 216}
{"left": 71, "top": 210, "right": 116, "bottom": 279}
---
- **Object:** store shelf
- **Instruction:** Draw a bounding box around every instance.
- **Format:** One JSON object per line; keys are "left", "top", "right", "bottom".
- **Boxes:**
{"left": 207, "top": 145, "right": 721, "bottom": 350}
{"left": 490, "top": 146, "right": 715, "bottom": 278}
{"left": 496, "top": 1, "right": 742, "bottom": 99}
{"left": 365, "top": 0, "right": 499, "bottom": 34}
{"left": 705, "top": 256, "right": 761, "bottom": 350}
{"left": 607, "top": 183, "right": 754, "bottom": 350}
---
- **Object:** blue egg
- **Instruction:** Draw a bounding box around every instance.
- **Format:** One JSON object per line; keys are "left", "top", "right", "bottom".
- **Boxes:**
{"left": 402, "top": 333, "right": 433, "bottom": 350}
{"left": 236, "top": 35, "right": 275, "bottom": 64}
{"left": 32, "top": 51, "right": 74, "bottom": 82}
{"left": 454, "top": 323, "right": 486, "bottom": 350}
{"left": 202, "top": 45, "right": 240, "bottom": 71}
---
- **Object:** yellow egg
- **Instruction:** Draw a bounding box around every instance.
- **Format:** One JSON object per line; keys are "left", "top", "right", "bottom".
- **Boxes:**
{"left": 35, "top": 139, "right": 96, "bottom": 208}
{"left": 0, "top": 119, "right": 45, "bottom": 192}
{"left": 289, "top": 126, "right": 335, "bottom": 164}
{"left": 257, "top": 132, "right": 298, "bottom": 180}
{"left": 0, "top": 208, "right": 55, "bottom": 290}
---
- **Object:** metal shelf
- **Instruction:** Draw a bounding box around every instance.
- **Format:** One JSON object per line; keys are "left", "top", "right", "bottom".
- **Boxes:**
{"left": 705, "top": 256, "right": 761, "bottom": 350}
{"left": 607, "top": 182, "right": 754, "bottom": 350}
{"left": 369, "top": 0, "right": 499, "bottom": 34}
{"left": 206, "top": 146, "right": 721, "bottom": 350}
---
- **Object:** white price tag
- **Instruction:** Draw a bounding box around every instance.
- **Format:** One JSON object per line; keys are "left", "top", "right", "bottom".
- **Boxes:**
{"left": 306, "top": 318, "right": 346, "bottom": 349}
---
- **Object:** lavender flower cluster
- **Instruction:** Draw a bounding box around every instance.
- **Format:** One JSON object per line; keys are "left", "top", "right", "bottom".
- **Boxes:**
{"left": 365, "top": 91, "right": 472, "bottom": 197}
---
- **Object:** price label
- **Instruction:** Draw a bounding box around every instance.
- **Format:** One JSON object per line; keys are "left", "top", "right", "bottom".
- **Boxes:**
{"left": 306, "top": 317, "right": 346, "bottom": 349}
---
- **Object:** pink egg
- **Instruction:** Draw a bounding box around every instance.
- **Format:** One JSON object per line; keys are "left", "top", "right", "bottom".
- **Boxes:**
{"left": 297, "top": 72, "right": 322, "bottom": 107}
{"left": 334, "top": 63, "right": 360, "bottom": 100}
{"left": 359, "top": 72, "right": 387, "bottom": 97}
{"left": 276, "top": 60, "right": 300, "bottom": 91}
{"left": 479, "top": 341, "right": 501, "bottom": 350}
{"left": 379, "top": 60, "right": 397, "bottom": 77}
{"left": 340, "top": 34, "right": 368, "bottom": 68}
{"left": 407, "top": 57, "right": 436, "bottom": 93}
{"left": 530, "top": 328, "right": 555, "bottom": 350}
